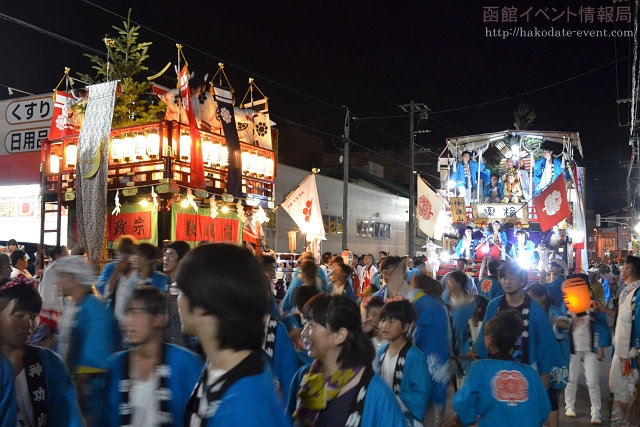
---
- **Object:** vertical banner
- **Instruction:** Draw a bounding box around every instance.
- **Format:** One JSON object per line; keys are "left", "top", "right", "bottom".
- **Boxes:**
{"left": 171, "top": 204, "right": 242, "bottom": 246}
{"left": 75, "top": 81, "right": 119, "bottom": 260}
{"left": 178, "top": 66, "right": 204, "bottom": 188}
{"left": 107, "top": 203, "right": 158, "bottom": 245}
{"left": 214, "top": 86, "right": 242, "bottom": 197}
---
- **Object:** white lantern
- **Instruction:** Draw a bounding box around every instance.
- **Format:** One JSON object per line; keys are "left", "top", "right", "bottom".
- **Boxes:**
{"left": 146, "top": 133, "right": 160, "bottom": 159}
{"left": 135, "top": 134, "right": 147, "bottom": 160}
{"left": 180, "top": 134, "right": 191, "bottom": 161}
{"left": 122, "top": 135, "right": 136, "bottom": 162}
{"left": 49, "top": 154, "right": 60, "bottom": 174}
{"left": 65, "top": 143, "right": 77, "bottom": 168}
{"left": 111, "top": 137, "right": 123, "bottom": 162}
{"left": 241, "top": 151, "right": 251, "bottom": 174}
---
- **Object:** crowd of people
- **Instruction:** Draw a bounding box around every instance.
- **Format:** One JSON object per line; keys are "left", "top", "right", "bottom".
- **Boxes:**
{"left": 0, "top": 235, "right": 639, "bottom": 426}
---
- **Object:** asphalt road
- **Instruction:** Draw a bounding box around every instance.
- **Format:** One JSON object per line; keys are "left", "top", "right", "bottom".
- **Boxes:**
{"left": 560, "top": 346, "right": 614, "bottom": 426}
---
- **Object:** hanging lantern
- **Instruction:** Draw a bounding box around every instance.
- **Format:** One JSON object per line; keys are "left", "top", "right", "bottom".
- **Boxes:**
{"left": 264, "top": 156, "right": 274, "bottom": 179}
{"left": 180, "top": 133, "right": 191, "bottom": 161}
{"left": 220, "top": 145, "right": 228, "bottom": 168}
{"left": 562, "top": 277, "right": 591, "bottom": 314}
{"left": 49, "top": 154, "right": 60, "bottom": 174}
{"left": 135, "top": 134, "right": 147, "bottom": 160}
{"left": 202, "top": 138, "right": 213, "bottom": 166}
{"left": 210, "top": 143, "right": 220, "bottom": 167}
{"left": 146, "top": 132, "right": 160, "bottom": 159}
{"left": 241, "top": 151, "right": 251, "bottom": 174}
{"left": 111, "top": 137, "right": 123, "bottom": 162}
{"left": 65, "top": 143, "right": 77, "bottom": 168}
{"left": 249, "top": 152, "right": 260, "bottom": 176}
{"left": 122, "top": 135, "right": 136, "bottom": 162}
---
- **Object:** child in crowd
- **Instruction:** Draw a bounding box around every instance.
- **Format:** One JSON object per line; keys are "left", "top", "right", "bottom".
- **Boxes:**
{"left": 377, "top": 300, "right": 430, "bottom": 426}
{"left": 453, "top": 309, "right": 551, "bottom": 426}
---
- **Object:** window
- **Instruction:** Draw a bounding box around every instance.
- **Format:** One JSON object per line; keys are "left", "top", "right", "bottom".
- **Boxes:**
{"left": 356, "top": 219, "right": 390, "bottom": 239}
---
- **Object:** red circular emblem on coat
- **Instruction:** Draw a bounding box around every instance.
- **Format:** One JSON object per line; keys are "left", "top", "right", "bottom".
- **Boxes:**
{"left": 492, "top": 370, "right": 529, "bottom": 406}
{"left": 481, "top": 279, "right": 493, "bottom": 293}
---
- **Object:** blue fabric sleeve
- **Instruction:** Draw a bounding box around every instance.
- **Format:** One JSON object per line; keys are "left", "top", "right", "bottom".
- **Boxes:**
{"left": 0, "top": 357, "right": 16, "bottom": 427}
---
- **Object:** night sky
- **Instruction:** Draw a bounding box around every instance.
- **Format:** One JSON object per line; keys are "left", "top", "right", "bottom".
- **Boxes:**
{"left": 0, "top": 1, "right": 635, "bottom": 214}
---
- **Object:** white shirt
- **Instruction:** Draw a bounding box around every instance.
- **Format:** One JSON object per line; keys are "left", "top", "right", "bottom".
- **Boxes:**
{"left": 15, "top": 369, "right": 34, "bottom": 427}
{"left": 379, "top": 351, "right": 398, "bottom": 387}
{"left": 130, "top": 372, "right": 159, "bottom": 427}
{"left": 614, "top": 279, "right": 640, "bottom": 357}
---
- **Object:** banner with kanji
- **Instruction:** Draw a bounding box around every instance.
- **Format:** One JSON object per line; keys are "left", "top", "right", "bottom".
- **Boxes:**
{"left": 107, "top": 203, "right": 157, "bottom": 245}
{"left": 282, "top": 174, "right": 326, "bottom": 241}
{"left": 417, "top": 175, "right": 444, "bottom": 238}
{"left": 171, "top": 204, "right": 242, "bottom": 247}
{"left": 533, "top": 174, "right": 571, "bottom": 232}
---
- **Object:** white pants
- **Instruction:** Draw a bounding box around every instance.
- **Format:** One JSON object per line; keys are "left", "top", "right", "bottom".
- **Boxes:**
{"left": 565, "top": 351, "right": 601, "bottom": 416}
{"left": 609, "top": 354, "right": 637, "bottom": 404}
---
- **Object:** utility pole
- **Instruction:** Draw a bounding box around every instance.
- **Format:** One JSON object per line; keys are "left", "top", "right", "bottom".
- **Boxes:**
{"left": 342, "top": 108, "right": 350, "bottom": 251}
{"left": 399, "top": 101, "right": 430, "bottom": 256}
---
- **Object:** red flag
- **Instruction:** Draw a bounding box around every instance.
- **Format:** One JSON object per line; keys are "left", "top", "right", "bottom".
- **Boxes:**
{"left": 533, "top": 175, "right": 570, "bottom": 232}
{"left": 178, "top": 66, "right": 205, "bottom": 188}
{"left": 49, "top": 90, "right": 80, "bottom": 140}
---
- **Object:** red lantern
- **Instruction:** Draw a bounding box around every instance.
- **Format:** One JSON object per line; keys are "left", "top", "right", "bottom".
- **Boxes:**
{"left": 562, "top": 277, "right": 591, "bottom": 314}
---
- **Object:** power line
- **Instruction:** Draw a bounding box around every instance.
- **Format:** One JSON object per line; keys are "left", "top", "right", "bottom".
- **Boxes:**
{"left": 0, "top": 12, "right": 105, "bottom": 57}
{"left": 432, "top": 58, "right": 625, "bottom": 115}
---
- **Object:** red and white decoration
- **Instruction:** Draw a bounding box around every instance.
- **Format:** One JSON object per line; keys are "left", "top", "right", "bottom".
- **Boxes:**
{"left": 282, "top": 174, "right": 326, "bottom": 241}
{"left": 417, "top": 175, "right": 444, "bottom": 239}
{"left": 533, "top": 175, "right": 570, "bottom": 232}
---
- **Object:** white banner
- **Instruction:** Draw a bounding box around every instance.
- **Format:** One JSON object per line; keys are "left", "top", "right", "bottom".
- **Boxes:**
{"left": 282, "top": 174, "right": 326, "bottom": 241}
{"left": 417, "top": 176, "right": 443, "bottom": 239}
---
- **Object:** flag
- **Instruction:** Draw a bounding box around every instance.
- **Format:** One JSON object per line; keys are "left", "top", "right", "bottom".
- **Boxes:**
{"left": 234, "top": 107, "right": 254, "bottom": 143}
{"left": 533, "top": 175, "right": 570, "bottom": 232}
{"left": 244, "top": 98, "right": 273, "bottom": 149}
{"left": 214, "top": 85, "right": 242, "bottom": 196}
{"left": 49, "top": 90, "right": 80, "bottom": 140}
{"left": 282, "top": 174, "right": 326, "bottom": 241}
{"left": 199, "top": 89, "right": 221, "bottom": 132}
{"left": 178, "top": 66, "right": 204, "bottom": 188}
{"left": 417, "top": 176, "right": 443, "bottom": 238}
{"left": 252, "top": 111, "right": 273, "bottom": 149}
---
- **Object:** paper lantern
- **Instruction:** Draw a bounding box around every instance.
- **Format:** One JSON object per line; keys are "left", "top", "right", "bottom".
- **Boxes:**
{"left": 64, "top": 143, "right": 78, "bottom": 168}
{"left": 562, "top": 277, "right": 591, "bottom": 314}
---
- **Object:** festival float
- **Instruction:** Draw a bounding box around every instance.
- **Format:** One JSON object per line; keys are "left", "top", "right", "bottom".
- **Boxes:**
{"left": 418, "top": 130, "right": 588, "bottom": 281}
{"left": 38, "top": 22, "right": 277, "bottom": 261}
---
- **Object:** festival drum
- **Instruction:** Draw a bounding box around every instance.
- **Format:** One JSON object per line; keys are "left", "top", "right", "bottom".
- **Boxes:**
{"left": 475, "top": 240, "right": 501, "bottom": 262}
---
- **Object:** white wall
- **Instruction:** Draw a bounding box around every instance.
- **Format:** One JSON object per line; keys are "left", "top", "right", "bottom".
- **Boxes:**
{"left": 268, "top": 164, "right": 409, "bottom": 257}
